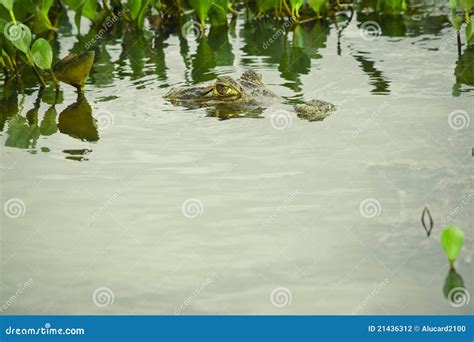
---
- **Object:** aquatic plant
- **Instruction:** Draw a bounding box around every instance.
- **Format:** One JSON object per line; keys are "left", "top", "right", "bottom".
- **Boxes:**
{"left": 440, "top": 225, "right": 464, "bottom": 268}
{"left": 1, "top": 0, "right": 473, "bottom": 90}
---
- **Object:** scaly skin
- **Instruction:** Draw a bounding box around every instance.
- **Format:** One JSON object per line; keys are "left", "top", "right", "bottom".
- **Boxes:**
{"left": 164, "top": 70, "right": 335, "bottom": 121}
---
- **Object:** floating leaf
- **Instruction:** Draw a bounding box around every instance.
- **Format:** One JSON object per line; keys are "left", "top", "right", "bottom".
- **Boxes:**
{"left": 421, "top": 205, "right": 434, "bottom": 237}
{"left": 31, "top": 38, "right": 53, "bottom": 70}
{"left": 440, "top": 225, "right": 464, "bottom": 264}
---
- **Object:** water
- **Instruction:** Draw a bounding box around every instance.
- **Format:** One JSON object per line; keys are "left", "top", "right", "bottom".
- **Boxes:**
{"left": 0, "top": 5, "right": 472, "bottom": 314}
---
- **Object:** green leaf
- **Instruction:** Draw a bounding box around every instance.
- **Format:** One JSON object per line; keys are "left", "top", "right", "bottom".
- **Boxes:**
{"left": 466, "top": 16, "right": 474, "bottom": 45}
{"left": 289, "top": 0, "right": 304, "bottom": 12}
{"left": 209, "top": 0, "right": 228, "bottom": 26}
{"left": 440, "top": 226, "right": 464, "bottom": 263}
{"left": 307, "top": 0, "right": 328, "bottom": 15}
{"left": 188, "top": 0, "right": 213, "bottom": 25}
{"left": 31, "top": 38, "right": 53, "bottom": 70}
{"left": 4, "top": 22, "right": 31, "bottom": 54}
{"left": 0, "top": 0, "right": 13, "bottom": 11}
{"left": 128, "top": 0, "right": 142, "bottom": 20}
{"left": 33, "top": 9, "right": 56, "bottom": 34}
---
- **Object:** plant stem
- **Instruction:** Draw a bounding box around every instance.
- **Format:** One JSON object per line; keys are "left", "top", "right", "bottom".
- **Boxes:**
{"left": 25, "top": 54, "right": 46, "bottom": 87}
{"left": 9, "top": 9, "right": 17, "bottom": 24}
{"left": 49, "top": 69, "right": 59, "bottom": 89}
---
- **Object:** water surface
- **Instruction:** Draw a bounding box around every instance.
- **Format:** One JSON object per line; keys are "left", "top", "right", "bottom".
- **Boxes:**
{"left": 0, "top": 6, "right": 472, "bottom": 314}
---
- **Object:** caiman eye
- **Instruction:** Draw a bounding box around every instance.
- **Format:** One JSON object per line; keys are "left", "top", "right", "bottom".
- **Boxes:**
{"left": 216, "top": 83, "right": 231, "bottom": 95}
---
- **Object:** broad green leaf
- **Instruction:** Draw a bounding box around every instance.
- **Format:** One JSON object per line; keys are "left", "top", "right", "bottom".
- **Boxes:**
{"left": 5, "top": 22, "right": 31, "bottom": 54}
{"left": 188, "top": 0, "right": 212, "bottom": 25}
{"left": 31, "top": 38, "right": 53, "bottom": 70}
{"left": 449, "top": 0, "right": 458, "bottom": 9}
{"left": 0, "top": 0, "right": 13, "bottom": 11}
{"left": 440, "top": 226, "right": 464, "bottom": 262}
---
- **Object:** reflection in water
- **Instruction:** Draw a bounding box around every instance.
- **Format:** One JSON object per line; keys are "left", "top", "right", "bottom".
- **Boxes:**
{"left": 453, "top": 46, "right": 474, "bottom": 96}
{"left": 443, "top": 268, "right": 469, "bottom": 307}
{"left": 352, "top": 52, "right": 391, "bottom": 94}
{"left": 241, "top": 18, "right": 330, "bottom": 92}
{"left": 58, "top": 94, "right": 99, "bottom": 142}
{"left": 63, "top": 149, "right": 93, "bottom": 162}
{"left": 2, "top": 89, "right": 98, "bottom": 159}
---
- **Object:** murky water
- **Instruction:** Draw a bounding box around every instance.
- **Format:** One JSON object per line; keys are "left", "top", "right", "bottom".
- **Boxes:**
{"left": 1, "top": 5, "right": 472, "bottom": 314}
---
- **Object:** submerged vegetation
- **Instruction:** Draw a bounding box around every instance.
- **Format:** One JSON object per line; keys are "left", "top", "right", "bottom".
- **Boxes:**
{"left": 0, "top": 0, "right": 473, "bottom": 90}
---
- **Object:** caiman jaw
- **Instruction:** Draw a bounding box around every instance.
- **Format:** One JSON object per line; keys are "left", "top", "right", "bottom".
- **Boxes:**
{"left": 165, "top": 85, "right": 214, "bottom": 102}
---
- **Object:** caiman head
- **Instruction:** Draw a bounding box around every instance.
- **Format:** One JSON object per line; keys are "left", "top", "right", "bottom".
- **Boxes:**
{"left": 164, "top": 70, "right": 278, "bottom": 107}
